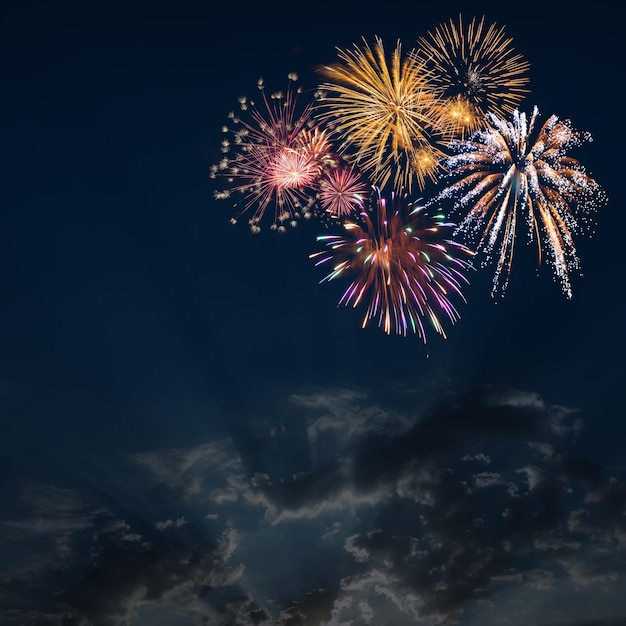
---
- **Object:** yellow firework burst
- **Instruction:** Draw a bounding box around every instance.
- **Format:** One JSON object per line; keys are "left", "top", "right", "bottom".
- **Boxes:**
{"left": 414, "top": 15, "right": 531, "bottom": 140}
{"left": 314, "top": 36, "right": 445, "bottom": 193}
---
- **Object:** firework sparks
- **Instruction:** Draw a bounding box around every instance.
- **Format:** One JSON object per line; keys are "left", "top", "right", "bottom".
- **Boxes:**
{"left": 314, "top": 36, "right": 445, "bottom": 193}
{"left": 211, "top": 74, "right": 330, "bottom": 232}
{"left": 211, "top": 21, "right": 607, "bottom": 339}
{"left": 310, "top": 187, "right": 474, "bottom": 341}
{"left": 433, "top": 106, "right": 607, "bottom": 298}
{"left": 414, "top": 15, "right": 531, "bottom": 139}
{"left": 317, "top": 163, "right": 369, "bottom": 220}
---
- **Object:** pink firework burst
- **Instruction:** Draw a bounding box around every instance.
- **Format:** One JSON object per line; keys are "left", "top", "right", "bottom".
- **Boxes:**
{"left": 317, "top": 164, "right": 369, "bottom": 220}
{"left": 310, "top": 187, "right": 474, "bottom": 341}
{"left": 271, "top": 147, "right": 321, "bottom": 190}
{"left": 212, "top": 75, "right": 331, "bottom": 233}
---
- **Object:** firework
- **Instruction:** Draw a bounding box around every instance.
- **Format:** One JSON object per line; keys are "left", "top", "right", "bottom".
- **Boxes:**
{"left": 433, "top": 106, "right": 607, "bottom": 298}
{"left": 414, "top": 15, "right": 530, "bottom": 139}
{"left": 310, "top": 187, "right": 474, "bottom": 341}
{"left": 317, "top": 163, "right": 369, "bottom": 220}
{"left": 211, "top": 74, "right": 330, "bottom": 233}
{"left": 314, "top": 37, "right": 445, "bottom": 193}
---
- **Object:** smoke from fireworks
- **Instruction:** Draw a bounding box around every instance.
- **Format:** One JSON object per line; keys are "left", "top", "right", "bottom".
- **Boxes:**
{"left": 433, "top": 106, "right": 607, "bottom": 298}
{"left": 310, "top": 187, "right": 474, "bottom": 341}
{"left": 414, "top": 15, "right": 531, "bottom": 140}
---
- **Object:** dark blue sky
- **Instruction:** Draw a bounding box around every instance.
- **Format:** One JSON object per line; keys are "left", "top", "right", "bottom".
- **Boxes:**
{"left": 1, "top": 2, "right": 624, "bottom": 625}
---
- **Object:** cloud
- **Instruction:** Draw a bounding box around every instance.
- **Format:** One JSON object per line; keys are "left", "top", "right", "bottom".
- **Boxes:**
{"left": 220, "top": 593, "right": 271, "bottom": 626}
{"left": 0, "top": 489, "right": 149, "bottom": 625}
{"left": 57, "top": 527, "right": 244, "bottom": 626}
{"left": 473, "top": 471, "right": 505, "bottom": 488}
{"left": 3, "top": 383, "right": 625, "bottom": 626}
{"left": 155, "top": 516, "right": 187, "bottom": 531}
{"left": 275, "top": 588, "right": 337, "bottom": 626}
{"left": 129, "top": 440, "right": 244, "bottom": 502}
{"left": 291, "top": 387, "right": 409, "bottom": 444}
{"left": 244, "top": 463, "right": 357, "bottom": 523}
{"left": 317, "top": 384, "right": 626, "bottom": 625}
{"left": 0, "top": 481, "right": 249, "bottom": 626}
{"left": 0, "top": 484, "right": 109, "bottom": 579}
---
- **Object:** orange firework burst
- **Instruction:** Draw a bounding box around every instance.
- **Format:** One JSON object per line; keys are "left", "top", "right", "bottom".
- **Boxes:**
{"left": 314, "top": 37, "right": 445, "bottom": 193}
{"left": 414, "top": 15, "right": 531, "bottom": 140}
{"left": 211, "top": 74, "right": 330, "bottom": 233}
{"left": 434, "top": 106, "right": 608, "bottom": 298}
{"left": 310, "top": 188, "right": 474, "bottom": 341}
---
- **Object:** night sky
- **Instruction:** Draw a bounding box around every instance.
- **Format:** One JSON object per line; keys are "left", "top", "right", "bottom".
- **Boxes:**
{"left": 1, "top": 1, "right": 625, "bottom": 625}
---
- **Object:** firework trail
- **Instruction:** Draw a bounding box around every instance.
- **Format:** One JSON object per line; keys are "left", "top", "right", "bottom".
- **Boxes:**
{"left": 414, "top": 15, "right": 530, "bottom": 140}
{"left": 433, "top": 106, "right": 607, "bottom": 298}
{"left": 310, "top": 187, "right": 474, "bottom": 341}
{"left": 314, "top": 37, "right": 445, "bottom": 194}
{"left": 211, "top": 74, "right": 332, "bottom": 233}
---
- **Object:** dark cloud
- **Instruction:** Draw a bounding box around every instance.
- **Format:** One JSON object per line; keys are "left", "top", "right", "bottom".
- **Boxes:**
{"left": 247, "top": 464, "right": 346, "bottom": 519}
{"left": 1, "top": 507, "right": 244, "bottom": 626}
{"left": 275, "top": 588, "right": 337, "bottom": 626}
{"left": 325, "top": 385, "right": 626, "bottom": 624}
{"left": 220, "top": 593, "right": 271, "bottom": 626}
{"left": 60, "top": 540, "right": 220, "bottom": 625}
{"left": 3, "top": 383, "right": 625, "bottom": 626}
{"left": 352, "top": 384, "right": 545, "bottom": 489}
{"left": 542, "top": 620, "right": 626, "bottom": 626}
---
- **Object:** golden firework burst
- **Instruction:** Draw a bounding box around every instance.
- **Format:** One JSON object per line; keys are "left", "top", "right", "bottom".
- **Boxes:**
{"left": 414, "top": 15, "right": 531, "bottom": 139}
{"left": 315, "top": 36, "right": 445, "bottom": 193}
